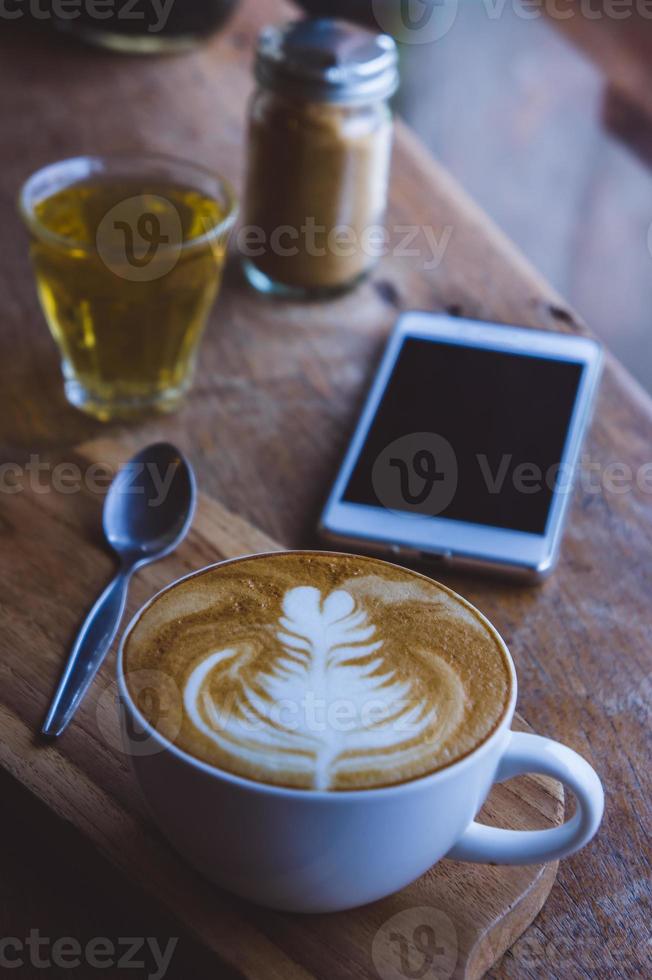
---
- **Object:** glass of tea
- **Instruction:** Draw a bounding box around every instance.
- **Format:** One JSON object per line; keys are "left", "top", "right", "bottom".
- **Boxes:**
{"left": 20, "top": 154, "right": 237, "bottom": 421}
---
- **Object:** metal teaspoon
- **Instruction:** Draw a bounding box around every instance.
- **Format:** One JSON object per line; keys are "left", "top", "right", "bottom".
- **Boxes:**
{"left": 41, "top": 442, "right": 196, "bottom": 738}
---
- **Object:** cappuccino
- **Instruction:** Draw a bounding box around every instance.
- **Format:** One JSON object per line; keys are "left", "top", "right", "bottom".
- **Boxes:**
{"left": 124, "top": 552, "right": 512, "bottom": 791}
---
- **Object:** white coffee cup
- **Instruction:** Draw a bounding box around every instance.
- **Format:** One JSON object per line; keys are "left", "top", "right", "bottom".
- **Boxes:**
{"left": 117, "top": 558, "right": 604, "bottom": 914}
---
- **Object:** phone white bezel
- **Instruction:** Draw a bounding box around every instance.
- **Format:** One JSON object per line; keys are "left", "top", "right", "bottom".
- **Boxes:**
{"left": 319, "top": 312, "right": 603, "bottom": 579}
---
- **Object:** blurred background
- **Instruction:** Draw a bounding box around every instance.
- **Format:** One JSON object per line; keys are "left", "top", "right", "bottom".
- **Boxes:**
{"left": 12, "top": 0, "right": 652, "bottom": 392}
{"left": 300, "top": 0, "right": 652, "bottom": 393}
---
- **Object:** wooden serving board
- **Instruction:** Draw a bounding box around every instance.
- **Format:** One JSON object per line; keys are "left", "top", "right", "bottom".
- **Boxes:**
{"left": 0, "top": 438, "right": 563, "bottom": 980}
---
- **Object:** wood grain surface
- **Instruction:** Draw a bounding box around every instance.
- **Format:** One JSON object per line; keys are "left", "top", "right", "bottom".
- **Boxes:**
{"left": 0, "top": 1, "right": 650, "bottom": 977}
{"left": 0, "top": 437, "right": 564, "bottom": 980}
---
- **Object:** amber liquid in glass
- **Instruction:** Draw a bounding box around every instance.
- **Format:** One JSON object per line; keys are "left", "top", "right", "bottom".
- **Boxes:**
{"left": 31, "top": 178, "right": 228, "bottom": 420}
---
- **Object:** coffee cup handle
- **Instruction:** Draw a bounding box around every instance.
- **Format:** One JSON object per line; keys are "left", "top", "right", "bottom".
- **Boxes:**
{"left": 447, "top": 731, "right": 604, "bottom": 864}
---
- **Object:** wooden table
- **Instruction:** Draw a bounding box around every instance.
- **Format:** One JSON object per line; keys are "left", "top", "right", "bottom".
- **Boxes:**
{"left": 1, "top": 2, "right": 650, "bottom": 977}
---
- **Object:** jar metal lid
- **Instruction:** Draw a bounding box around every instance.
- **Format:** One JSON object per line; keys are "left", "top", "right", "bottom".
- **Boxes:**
{"left": 255, "top": 18, "right": 399, "bottom": 105}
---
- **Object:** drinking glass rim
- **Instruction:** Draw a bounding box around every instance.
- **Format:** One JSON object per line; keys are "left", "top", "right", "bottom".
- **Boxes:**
{"left": 18, "top": 152, "right": 239, "bottom": 257}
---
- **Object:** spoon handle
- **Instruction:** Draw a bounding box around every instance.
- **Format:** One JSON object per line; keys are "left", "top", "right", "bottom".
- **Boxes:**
{"left": 42, "top": 570, "right": 131, "bottom": 738}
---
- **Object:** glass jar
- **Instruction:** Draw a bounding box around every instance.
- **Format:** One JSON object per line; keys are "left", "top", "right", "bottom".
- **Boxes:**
{"left": 242, "top": 19, "right": 399, "bottom": 299}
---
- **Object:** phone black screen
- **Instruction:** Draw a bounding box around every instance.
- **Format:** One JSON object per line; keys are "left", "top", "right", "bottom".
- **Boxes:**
{"left": 343, "top": 338, "right": 584, "bottom": 535}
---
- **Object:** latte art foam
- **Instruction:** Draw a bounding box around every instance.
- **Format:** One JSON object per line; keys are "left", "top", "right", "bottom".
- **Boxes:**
{"left": 124, "top": 553, "right": 512, "bottom": 790}
{"left": 183, "top": 585, "right": 466, "bottom": 790}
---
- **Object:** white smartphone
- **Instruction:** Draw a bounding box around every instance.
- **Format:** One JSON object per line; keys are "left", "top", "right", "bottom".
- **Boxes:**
{"left": 319, "top": 312, "right": 603, "bottom": 581}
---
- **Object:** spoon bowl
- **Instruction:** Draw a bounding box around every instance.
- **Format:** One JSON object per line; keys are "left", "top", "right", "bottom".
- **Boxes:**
{"left": 104, "top": 442, "right": 196, "bottom": 563}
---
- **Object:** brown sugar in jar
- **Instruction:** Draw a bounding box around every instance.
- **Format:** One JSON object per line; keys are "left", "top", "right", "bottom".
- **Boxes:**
{"left": 242, "top": 19, "right": 399, "bottom": 299}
